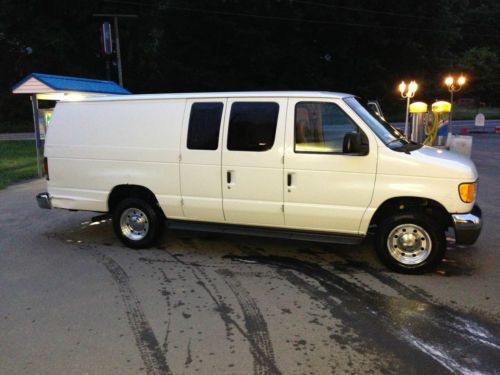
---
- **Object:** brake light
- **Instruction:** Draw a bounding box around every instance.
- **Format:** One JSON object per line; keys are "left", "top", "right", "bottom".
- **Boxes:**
{"left": 44, "top": 157, "right": 49, "bottom": 180}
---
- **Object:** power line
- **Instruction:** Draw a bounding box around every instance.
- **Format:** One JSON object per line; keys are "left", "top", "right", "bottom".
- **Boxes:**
{"left": 102, "top": 0, "right": 500, "bottom": 38}
{"left": 293, "top": 0, "right": 500, "bottom": 29}
{"left": 295, "top": 0, "right": 434, "bottom": 19}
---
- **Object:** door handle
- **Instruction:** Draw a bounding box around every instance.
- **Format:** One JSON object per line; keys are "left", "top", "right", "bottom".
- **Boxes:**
{"left": 287, "top": 173, "right": 292, "bottom": 187}
{"left": 227, "top": 171, "right": 232, "bottom": 184}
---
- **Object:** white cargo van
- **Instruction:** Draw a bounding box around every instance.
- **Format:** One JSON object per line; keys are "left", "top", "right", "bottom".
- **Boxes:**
{"left": 37, "top": 91, "right": 482, "bottom": 273}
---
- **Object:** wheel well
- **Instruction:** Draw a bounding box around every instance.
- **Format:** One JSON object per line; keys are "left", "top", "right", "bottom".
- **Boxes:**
{"left": 369, "top": 197, "right": 452, "bottom": 229}
{"left": 108, "top": 185, "right": 162, "bottom": 216}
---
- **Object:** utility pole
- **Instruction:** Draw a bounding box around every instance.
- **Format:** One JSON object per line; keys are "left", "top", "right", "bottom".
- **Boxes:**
{"left": 113, "top": 16, "right": 123, "bottom": 86}
{"left": 93, "top": 14, "right": 137, "bottom": 86}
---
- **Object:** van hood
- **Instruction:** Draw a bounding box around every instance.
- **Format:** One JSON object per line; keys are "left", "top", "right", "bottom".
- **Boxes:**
{"left": 378, "top": 145, "right": 478, "bottom": 180}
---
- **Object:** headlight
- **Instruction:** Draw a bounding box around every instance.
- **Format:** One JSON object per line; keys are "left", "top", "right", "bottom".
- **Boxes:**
{"left": 459, "top": 182, "right": 477, "bottom": 203}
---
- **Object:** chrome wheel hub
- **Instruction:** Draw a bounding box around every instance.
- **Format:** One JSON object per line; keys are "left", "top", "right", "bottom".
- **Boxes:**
{"left": 387, "top": 224, "right": 432, "bottom": 265}
{"left": 120, "top": 208, "right": 149, "bottom": 241}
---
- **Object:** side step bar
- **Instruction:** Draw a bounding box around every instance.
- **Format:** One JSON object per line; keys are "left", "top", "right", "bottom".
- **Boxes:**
{"left": 166, "top": 220, "right": 364, "bottom": 245}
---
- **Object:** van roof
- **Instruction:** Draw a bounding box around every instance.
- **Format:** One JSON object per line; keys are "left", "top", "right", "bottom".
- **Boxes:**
{"left": 71, "top": 91, "right": 353, "bottom": 102}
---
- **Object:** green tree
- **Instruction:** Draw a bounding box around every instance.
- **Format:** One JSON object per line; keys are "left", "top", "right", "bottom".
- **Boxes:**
{"left": 1, "top": 0, "right": 500, "bottom": 127}
{"left": 458, "top": 47, "right": 500, "bottom": 104}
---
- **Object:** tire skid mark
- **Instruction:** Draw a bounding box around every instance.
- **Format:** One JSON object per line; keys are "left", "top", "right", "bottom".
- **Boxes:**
{"left": 400, "top": 329, "right": 487, "bottom": 375}
{"left": 165, "top": 250, "right": 242, "bottom": 348}
{"left": 139, "top": 256, "right": 231, "bottom": 268}
{"left": 277, "top": 267, "right": 436, "bottom": 374}
{"left": 163, "top": 249, "right": 283, "bottom": 375}
{"left": 184, "top": 338, "right": 193, "bottom": 368}
{"left": 192, "top": 270, "right": 283, "bottom": 375}
{"left": 193, "top": 264, "right": 235, "bottom": 343}
{"left": 228, "top": 254, "right": 500, "bottom": 375}
{"left": 218, "top": 269, "right": 278, "bottom": 375}
{"left": 331, "top": 256, "right": 431, "bottom": 302}
{"left": 331, "top": 256, "right": 500, "bottom": 351}
{"left": 156, "top": 250, "right": 236, "bottom": 343}
{"left": 158, "top": 268, "right": 173, "bottom": 354}
{"left": 96, "top": 251, "right": 172, "bottom": 375}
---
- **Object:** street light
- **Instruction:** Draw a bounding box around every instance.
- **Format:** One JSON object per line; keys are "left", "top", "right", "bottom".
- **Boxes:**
{"left": 444, "top": 74, "right": 466, "bottom": 136}
{"left": 399, "top": 80, "right": 418, "bottom": 137}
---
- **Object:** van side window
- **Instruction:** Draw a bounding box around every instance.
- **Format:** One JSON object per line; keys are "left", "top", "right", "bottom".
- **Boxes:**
{"left": 187, "top": 102, "right": 223, "bottom": 150}
{"left": 295, "top": 102, "right": 361, "bottom": 154}
{"left": 227, "top": 102, "right": 279, "bottom": 152}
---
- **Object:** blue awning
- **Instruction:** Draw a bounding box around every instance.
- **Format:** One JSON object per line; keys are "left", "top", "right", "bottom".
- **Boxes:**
{"left": 12, "top": 73, "right": 131, "bottom": 95}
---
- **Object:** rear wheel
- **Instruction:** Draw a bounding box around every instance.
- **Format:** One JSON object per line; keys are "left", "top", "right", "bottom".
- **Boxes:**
{"left": 112, "top": 197, "right": 162, "bottom": 248}
{"left": 375, "top": 212, "right": 446, "bottom": 274}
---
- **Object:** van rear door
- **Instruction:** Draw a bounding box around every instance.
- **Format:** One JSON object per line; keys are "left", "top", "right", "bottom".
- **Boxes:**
{"left": 221, "top": 98, "right": 287, "bottom": 226}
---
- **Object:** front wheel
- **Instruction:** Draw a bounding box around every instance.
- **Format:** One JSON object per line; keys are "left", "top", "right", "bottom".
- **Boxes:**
{"left": 375, "top": 212, "right": 446, "bottom": 274}
{"left": 112, "top": 197, "right": 163, "bottom": 249}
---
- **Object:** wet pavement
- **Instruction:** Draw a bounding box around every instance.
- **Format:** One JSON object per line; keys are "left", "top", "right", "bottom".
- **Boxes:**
{"left": 1, "top": 134, "right": 499, "bottom": 374}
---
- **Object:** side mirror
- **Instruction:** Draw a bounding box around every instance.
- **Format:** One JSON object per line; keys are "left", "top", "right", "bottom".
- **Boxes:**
{"left": 343, "top": 132, "right": 369, "bottom": 155}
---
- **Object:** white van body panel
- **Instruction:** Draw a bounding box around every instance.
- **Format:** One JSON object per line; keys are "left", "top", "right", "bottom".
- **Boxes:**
{"left": 46, "top": 99, "right": 185, "bottom": 216}
{"left": 44, "top": 91, "right": 479, "bottom": 240}
{"left": 357, "top": 145, "right": 478, "bottom": 234}
{"left": 377, "top": 145, "right": 477, "bottom": 180}
{"left": 78, "top": 91, "right": 352, "bottom": 102}
{"left": 373, "top": 145, "right": 476, "bottom": 212}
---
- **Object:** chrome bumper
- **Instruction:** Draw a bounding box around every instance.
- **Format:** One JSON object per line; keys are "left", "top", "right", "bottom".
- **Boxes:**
{"left": 452, "top": 204, "right": 482, "bottom": 245}
{"left": 36, "top": 192, "right": 52, "bottom": 209}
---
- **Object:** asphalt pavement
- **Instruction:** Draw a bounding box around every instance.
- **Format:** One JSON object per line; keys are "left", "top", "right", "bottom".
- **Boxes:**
{"left": 0, "top": 134, "right": 499, "bottom": 374}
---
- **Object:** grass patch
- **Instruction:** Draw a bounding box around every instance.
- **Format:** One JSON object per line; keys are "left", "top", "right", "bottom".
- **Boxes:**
{"left": 0, "top": 140, "right": 41, "bottom": 189}
{"left": 0, "top": 121, "right": 33, "bottom": 133}
{"left": 385, "top": 106, "right": 500, "bottom": 122}
{"left": 453, "top": 107, "right": 500, "bottom": 121}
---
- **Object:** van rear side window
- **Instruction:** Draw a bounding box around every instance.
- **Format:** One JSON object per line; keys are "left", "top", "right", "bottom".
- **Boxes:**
{"left": 227, "top": 102, "right": 279, "bottom": 152}
{"left": 187, "top": 102, "right": 223, "bottom": 150}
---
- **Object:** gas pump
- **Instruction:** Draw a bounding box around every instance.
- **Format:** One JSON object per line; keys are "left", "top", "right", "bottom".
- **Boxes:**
{"left": 424, "top": 101, "right": 451, "bottom": 146}
{"left": 38, "top": 108, "right": 53, "bottom": 140}
{"left": 409, "top": 102, "right": 427, "bottom": 144}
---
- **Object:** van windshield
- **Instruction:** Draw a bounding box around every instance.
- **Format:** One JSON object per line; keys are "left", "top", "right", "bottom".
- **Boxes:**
{"left": 344, "top": 97, "right": 415, "bottom": 151}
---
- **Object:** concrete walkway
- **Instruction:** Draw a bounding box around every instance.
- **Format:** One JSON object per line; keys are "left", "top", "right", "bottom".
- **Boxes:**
{"left": 0, "top": 133, "right": 35, "bottom": 141}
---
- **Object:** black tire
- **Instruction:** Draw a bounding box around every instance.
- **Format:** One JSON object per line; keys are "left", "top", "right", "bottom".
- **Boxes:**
{"left": 112, "top": 197, "right": 163, "bottom": 249}
{"left": 375, "top": 212, "right": 446, "bottom": 274}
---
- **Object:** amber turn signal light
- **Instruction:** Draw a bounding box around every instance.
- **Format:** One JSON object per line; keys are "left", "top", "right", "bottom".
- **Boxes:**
{"left": 459, "top": 182, "right": 476, "bottom": 203}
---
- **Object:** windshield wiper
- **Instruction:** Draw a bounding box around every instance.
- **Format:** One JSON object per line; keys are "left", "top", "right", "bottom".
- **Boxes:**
{"left": 386, "top": 137, "right": 419, "bottom": 154}
{"left": 386, "top": 138, "right": 404, "bottom": 146}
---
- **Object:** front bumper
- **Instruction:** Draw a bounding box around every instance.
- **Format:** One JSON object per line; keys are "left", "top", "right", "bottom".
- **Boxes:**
{"left": 452, "top": 204, "right": 482, "bottom": 245}
{"left": 36, "top": 192, "right": 52, "bottom": 209}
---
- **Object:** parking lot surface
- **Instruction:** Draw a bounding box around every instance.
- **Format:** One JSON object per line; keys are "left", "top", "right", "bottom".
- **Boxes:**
{"left": 1, "top": 134, "right": 499, "bottom": 374}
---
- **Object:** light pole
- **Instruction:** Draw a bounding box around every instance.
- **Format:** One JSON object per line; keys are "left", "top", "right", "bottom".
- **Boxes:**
{"left": 399, "top": 80, "right": 418, "bottom": 137}
{"left": 444, "top": 75, "right": 466, "bottom": 136}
